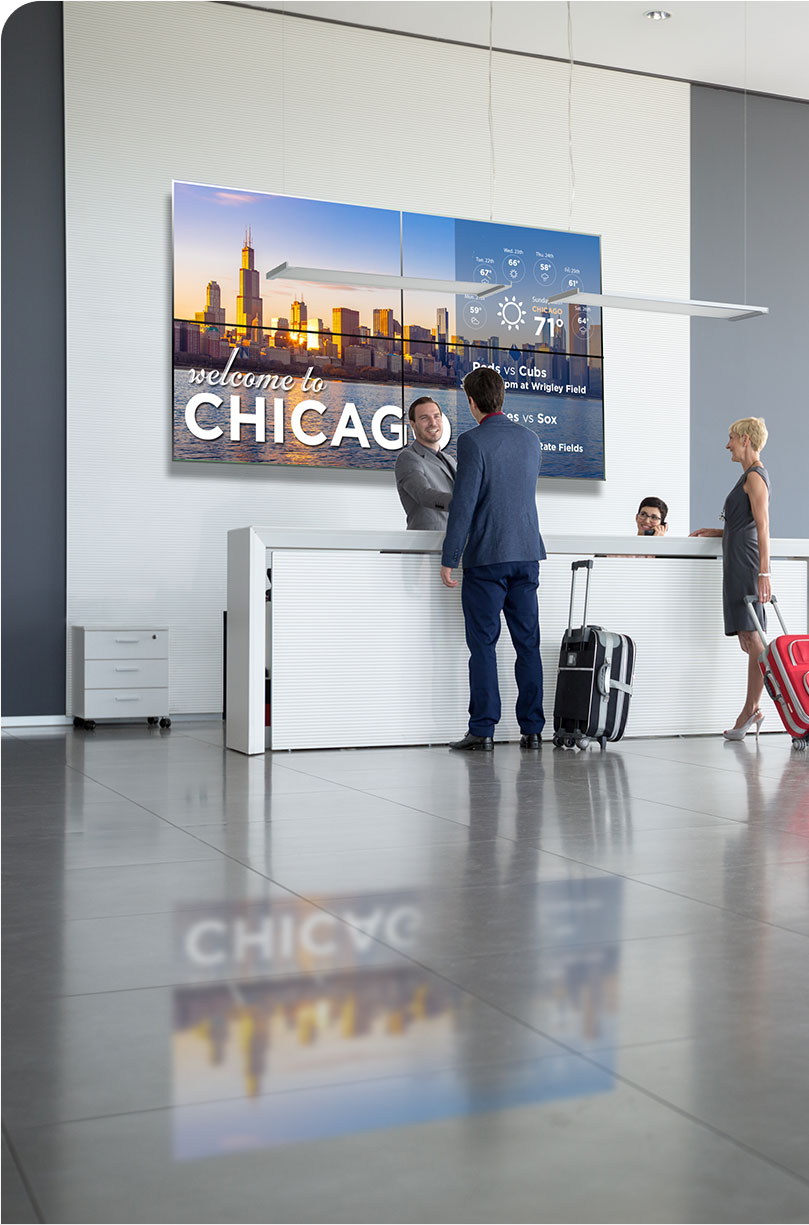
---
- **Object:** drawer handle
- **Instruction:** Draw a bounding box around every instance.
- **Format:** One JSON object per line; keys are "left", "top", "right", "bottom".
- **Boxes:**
{"left": 114, "top": 666, "right": 140, "bottom": 673}
{"left": 114, "top": 696, "right": 141, "bottom": 702}
{"left": 114, "top": 638, "right": 141, "bottom": 644}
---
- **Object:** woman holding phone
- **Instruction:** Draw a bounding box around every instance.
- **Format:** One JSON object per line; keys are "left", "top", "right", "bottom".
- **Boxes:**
{"left": 636, "top": 498, "right": 668, "bottom": 537}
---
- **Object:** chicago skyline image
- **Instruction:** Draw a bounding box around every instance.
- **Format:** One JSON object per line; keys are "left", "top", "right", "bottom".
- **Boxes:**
{"left": 173, "top": 181, "right": 603, "bottom": 377}
{"left": 174, "top": 227, "right": 602, "bottom": 393}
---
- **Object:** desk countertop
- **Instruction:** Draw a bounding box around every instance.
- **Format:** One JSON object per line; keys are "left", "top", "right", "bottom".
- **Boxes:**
{"left": 240, "top": 527, "right": 809, "bottom": 560}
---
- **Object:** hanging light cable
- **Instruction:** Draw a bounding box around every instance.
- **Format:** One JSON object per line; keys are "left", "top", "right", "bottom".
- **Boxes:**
{"left": 743, "top": 0, "right": 748, "bottom": 306}
{"left": 567, "top": 0, "right": 576, "bottom": 230}
{"left": 488, "top": 0, "right": 495, "bottom": 222}
{"left": 549, "top": 0, "right": 767, "bottom": 321}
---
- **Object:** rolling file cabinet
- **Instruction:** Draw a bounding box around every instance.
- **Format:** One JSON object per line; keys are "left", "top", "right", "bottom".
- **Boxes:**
{"left": 71, "top": 627, "right": 171, "bottom": 729}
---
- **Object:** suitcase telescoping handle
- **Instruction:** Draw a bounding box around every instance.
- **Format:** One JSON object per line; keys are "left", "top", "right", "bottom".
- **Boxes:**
{"left": 568, "top": 559, "right": 594, "bottom": 632}
{"left": 743, "top": 592, "right": 788, "bottom": 643}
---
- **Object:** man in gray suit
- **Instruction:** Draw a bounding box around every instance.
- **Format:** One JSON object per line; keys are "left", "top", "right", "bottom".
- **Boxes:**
{"left": 394, "top": 397, "right": 456, "bottom": 529}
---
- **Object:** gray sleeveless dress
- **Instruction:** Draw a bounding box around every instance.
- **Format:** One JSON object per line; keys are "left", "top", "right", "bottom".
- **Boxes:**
{"left": 721, "top": 463, "right": 770, "bottom": 635}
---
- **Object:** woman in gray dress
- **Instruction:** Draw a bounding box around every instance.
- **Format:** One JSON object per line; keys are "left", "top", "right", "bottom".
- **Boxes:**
{"left": 692, "top": 417, "right": 771, "bottom": 740}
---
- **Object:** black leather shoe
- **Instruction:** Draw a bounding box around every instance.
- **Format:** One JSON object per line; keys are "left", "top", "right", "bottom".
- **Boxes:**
{"left": 520, "top": 734, "right": 542, "bottom": 749}
{"left": 449, "top": 733, "right": 494, "bottom": 751}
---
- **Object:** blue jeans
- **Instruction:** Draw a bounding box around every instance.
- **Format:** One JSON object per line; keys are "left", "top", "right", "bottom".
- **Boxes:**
{"left": 461, "top": 561, "right": 544, "bottom": 738}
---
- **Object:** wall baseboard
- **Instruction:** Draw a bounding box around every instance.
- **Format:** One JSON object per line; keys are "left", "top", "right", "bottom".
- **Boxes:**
{"left": 2, "top": 713, "right": 221, "bottom": 728}
{"left": 2, "top": 715, "right": 72, "bottom": 727}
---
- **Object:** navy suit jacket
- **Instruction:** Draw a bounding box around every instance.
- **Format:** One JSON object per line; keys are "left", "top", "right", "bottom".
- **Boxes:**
{"left": 441, "top": 414, "right": 546, "bottom": 569}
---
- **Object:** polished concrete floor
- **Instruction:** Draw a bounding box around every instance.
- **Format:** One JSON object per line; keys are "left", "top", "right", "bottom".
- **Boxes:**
{"left": 3, "top": 721, "right": 809, "bottom": 1224}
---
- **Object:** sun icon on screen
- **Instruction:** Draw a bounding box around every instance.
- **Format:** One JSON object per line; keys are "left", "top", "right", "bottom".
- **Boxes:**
{"left": 497, "top": 296, "right": 525, "bottom": 331}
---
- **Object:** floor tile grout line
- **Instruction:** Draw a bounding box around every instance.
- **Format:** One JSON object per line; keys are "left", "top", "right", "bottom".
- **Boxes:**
{"left": 596, "top": 874, "right": 809, "bottom": 941}
{"left": 6, "top": 814, "right": 808, "bottom": 943}
{"left": 265, "top": 757, "right": 800, "bottom": 834}
{"left": 22, "top": 770, "right": 364, "bottom": 868}
{"left": 2, "top": 854, "right": 225, "bottom": 874}
{"left": 1, "top": 1121, "right": 46, "bottom": 1224}
{"left": 241, "top": 759, "right": 631, "bottom": 842}
{"left": 605, "top": 738, "right": 801, "bottom": 775}
{"left": 13, "top": 737, "right": 801, "bottom": 837}
{"left": 7, "top": 1066, "right": 809, "bottom": 1194}
{"left": 275, "top": 736, "right": 798, "bottom": 781}
{"left": 585, "top": 1064, "right": 809, "bottom": 1190}
{"left": 2, "top": 1050, "right": 589, "bottom": 1133}
{"left": 334, "top": 943, "right": 809, "bottom": 1192}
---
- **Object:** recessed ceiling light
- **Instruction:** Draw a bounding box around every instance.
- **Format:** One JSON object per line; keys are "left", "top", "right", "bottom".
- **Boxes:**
{"left": 644, "top": 9, "right": 672, "bottom": 19}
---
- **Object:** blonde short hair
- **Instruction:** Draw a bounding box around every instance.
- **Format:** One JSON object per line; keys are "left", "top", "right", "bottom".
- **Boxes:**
{"left": 729, "top": 416, "right": 768, "bottom": 451}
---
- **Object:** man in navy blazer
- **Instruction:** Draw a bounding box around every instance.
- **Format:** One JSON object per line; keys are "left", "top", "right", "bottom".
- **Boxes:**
{"left": 441, "top": 366, "right": 546, "bottom": 750}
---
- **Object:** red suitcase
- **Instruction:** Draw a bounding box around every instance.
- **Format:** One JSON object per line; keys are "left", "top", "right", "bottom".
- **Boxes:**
{"left": 744, "top": 594, "right": 809, "bottom": 750}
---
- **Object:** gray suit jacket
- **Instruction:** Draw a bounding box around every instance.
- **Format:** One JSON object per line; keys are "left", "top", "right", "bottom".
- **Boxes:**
{"left": 394, "top": 440, "right": 457, "bottom": 530}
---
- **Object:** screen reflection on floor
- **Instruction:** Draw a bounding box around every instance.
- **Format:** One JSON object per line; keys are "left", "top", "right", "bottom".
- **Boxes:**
{"left": 172, "top": 882, "right": 620, "bottom": 1159}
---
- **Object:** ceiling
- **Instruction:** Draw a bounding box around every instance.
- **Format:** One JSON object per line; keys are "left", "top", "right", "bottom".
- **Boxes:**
{"left": 237, "top": 1, "right": 809, "bottom": 101}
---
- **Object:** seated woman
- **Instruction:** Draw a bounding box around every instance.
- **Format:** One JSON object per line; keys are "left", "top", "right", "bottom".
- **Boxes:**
{"left": 636, "top": 497, "right": 668, "bottom": 537}
{"left": 607, "top": 497, "right": 670, "bottom": 558}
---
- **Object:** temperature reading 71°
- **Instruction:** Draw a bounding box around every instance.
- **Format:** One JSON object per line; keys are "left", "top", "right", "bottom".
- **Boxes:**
{"left": 535, "top": 317, "right": 561, "bottom": 339}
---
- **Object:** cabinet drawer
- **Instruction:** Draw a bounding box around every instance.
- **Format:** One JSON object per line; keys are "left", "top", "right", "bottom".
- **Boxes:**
{"left": 84, "top": 659, "right": 168, "bottom": 689}
{"left": 80, "top": 688, "right": 169, "bottom": 718}
{"left": 84, "top": 630, "right": 168, "bottom": 660}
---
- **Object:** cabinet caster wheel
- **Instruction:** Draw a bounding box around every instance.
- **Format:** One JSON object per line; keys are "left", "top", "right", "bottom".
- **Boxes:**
{"left": 159, "top": 717, "right": 171, "bottom": 729}
{"left": 147, "top": 717, "right": 159, "bottom": 726}
{"left": 73, "top": 716, "right": 84, "bottom": 729}
{"left": 84, "top": 720, "right": 96, "bottom": 731}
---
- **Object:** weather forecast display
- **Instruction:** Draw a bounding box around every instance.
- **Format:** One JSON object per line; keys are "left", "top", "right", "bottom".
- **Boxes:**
{"left": 173, "top": 182, "right": 604, "bottom": 478}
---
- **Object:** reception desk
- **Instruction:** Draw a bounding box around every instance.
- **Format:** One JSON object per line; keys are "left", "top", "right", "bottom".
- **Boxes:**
{"left": 226, "top": 528, "right": 809, "bottom": 755}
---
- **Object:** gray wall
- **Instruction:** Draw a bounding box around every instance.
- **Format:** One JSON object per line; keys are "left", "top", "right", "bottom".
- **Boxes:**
{"left": 691, "top": 87, "right": 809, "bottom": 537}
{"left": 1, "top": 2, "right": 66, "bottom": 716}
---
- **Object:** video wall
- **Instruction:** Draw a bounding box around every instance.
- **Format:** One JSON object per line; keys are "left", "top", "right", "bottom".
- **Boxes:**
{"left": 173, "top": 181, "right": 604, "bottom": 479}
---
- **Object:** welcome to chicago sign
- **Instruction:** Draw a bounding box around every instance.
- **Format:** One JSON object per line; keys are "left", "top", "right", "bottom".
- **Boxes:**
{"left": 172, "top": 181, "right": 605, "bottom": 478}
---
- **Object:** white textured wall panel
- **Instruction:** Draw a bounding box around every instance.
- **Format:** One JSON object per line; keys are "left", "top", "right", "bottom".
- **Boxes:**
{"left": 64, "top": 2, "right": 690, "bottom": 715}
{"left": 270, "top": 551, "right": 807, "bottom": 750}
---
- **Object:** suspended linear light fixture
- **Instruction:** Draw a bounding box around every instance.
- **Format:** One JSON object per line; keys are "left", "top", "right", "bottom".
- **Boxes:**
{"left": 549, "top": 288, "right": 768, "bottom": 321}
{"left": 264, "top": 5, "right": 509, "bottom": 302}
{"left": 554, "top": 2, "right": 767, "bottom": 322}
{"left": 265, "top": 262, "right": 507, "bottom": 299}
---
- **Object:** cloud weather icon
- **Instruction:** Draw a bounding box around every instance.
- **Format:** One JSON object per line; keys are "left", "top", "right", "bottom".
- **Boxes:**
{"left": 497, "top": 296, "right": 526, "bottom": 331}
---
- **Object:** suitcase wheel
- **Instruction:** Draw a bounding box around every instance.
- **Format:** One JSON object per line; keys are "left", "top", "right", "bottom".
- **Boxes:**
{"left": 792, "top": 736, "right": 807, "bottom": 751}
{"left": 577, "top": 736, "right": 591, "bottom": 750}
{"left": 552, "top": 733, "right": 577, "bottom": 749}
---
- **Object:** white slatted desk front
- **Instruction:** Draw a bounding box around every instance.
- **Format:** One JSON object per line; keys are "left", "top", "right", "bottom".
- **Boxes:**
{"left": 226, "top": 529, "right": 809, "bottom": 754}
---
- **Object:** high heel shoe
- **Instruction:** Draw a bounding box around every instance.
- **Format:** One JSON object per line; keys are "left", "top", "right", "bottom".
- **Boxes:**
{"left": 723, "top": 710, "right": 764, "bottom": 741}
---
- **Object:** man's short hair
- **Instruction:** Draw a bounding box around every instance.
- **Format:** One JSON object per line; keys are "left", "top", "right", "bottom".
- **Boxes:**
{"left": 408, "top": 395, "right": 439, "bottom": 422}
{"left": 463, "top": 367, "right": 505, "bottom": 415}
{"left": 729, "top": 416, "right": 768, "bottom": 451}
{"left": 637, "top": 496, "right": 668, "bottom": 523}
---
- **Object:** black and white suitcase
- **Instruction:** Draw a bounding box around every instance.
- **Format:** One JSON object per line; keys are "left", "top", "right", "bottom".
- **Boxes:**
{"left": 552, "top": 560, "right": 636, "bottom": 750}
